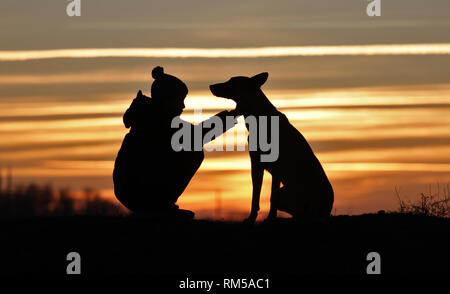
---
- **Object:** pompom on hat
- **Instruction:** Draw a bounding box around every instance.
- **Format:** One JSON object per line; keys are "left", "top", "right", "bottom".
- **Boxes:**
{"left": 151, "top": 66, "right": 188, "bottom": 99}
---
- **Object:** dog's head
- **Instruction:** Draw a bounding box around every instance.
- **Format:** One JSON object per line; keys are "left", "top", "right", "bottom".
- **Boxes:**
{"left": 209, "top": 73, "right": 268, "bottom": 111}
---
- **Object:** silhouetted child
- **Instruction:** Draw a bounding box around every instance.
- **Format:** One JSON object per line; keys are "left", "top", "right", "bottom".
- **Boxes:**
{"left": 113, "top": 66, "right": 237, "bottom": 219}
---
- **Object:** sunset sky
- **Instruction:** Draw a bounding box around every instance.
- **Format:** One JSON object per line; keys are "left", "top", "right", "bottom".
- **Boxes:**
{"left": 1, "top": 0, "right": 449, "bottom": 220}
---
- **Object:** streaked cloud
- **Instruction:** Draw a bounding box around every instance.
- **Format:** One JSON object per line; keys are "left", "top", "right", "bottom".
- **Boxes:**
{"left": 2, "top": 44, "right": 450, "bottom": 61}
{"left": 67, "top": 20, "right": 450, "bottom": 30}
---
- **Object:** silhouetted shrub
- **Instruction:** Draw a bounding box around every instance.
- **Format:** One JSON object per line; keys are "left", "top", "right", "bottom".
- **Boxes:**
{"left": 83, "top": 188, "right": 122, "bottom": 216}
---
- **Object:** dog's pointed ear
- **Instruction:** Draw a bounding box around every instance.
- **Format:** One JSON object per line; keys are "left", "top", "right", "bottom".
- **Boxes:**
{"left": 251, "top": 72, "right": 268, "bottom": 88}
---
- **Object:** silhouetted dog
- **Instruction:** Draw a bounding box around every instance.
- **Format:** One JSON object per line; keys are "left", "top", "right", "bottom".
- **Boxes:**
{"left": 210, "top": 73, "right": 334, "bottom": 223}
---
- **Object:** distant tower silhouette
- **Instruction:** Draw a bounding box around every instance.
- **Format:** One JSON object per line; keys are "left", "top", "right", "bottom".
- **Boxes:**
{"left": 215, "top": 189, "right": 222, "bottom": 220}
{"left": 0, "top": 165, "right": 3, "bottom": 193}
{"left": 6, "top": 165, "right": 12, "bottom": 195}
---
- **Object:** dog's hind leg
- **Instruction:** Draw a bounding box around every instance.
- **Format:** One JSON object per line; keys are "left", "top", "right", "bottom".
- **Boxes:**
{"left": 312, "top": 185, "right": 334, "bottom": 218}
{"left": 270, "top": 186, "right": 306, "bottom": 218}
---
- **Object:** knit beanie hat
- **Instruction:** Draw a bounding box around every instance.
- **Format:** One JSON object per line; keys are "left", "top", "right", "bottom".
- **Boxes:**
{"left": 151, "top": 66, "right": 188, "bottom": 99}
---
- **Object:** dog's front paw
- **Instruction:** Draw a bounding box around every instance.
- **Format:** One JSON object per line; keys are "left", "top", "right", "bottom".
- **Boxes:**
{"left": 243, "top": 213, "right": 257, "bottom": 226}
{"left": 262, "top": 216, "right": 277, "bottom": 225}
{"left": 243, "top": 217, "right": 255, "bottom": 226}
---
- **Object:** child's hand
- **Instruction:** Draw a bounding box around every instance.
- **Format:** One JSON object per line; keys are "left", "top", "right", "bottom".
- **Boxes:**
{"left": 228, "top": 108, "right": 242, "bottom": 118}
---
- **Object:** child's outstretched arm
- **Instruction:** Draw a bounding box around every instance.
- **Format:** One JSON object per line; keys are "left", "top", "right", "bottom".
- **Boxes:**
{"left": 198, "top": 109, "right": 241, "bottom": 146}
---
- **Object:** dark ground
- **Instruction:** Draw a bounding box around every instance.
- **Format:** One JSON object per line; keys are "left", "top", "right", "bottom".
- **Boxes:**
{"left": 1, "top": 213, "right": 449, "bottom": 287}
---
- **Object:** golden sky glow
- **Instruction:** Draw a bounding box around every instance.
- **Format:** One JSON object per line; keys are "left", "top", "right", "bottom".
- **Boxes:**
{"left": 1, "top": 84, "right": 449, "bottom": 219}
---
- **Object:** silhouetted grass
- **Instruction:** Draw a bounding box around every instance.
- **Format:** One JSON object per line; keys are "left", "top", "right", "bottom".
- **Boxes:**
{"left": 395, "top": 183, "right": 450, "bottom": 218}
